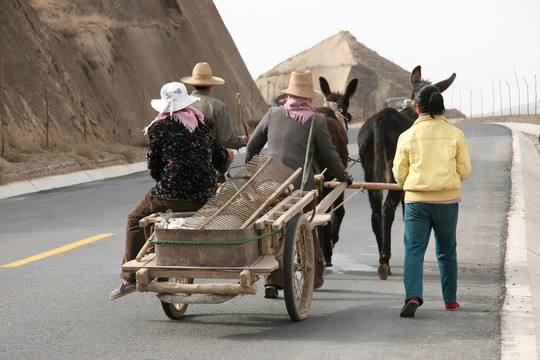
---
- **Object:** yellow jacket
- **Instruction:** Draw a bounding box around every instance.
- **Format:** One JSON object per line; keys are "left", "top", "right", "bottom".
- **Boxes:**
{"left": 392, "top": 115, "right": 472, "bottom": 202}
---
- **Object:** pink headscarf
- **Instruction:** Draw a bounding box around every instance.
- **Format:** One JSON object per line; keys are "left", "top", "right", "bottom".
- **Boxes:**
{"left": 143, "top": 106, "right": 205, "bottom": 135}
{"left": 283, "top": 95, "right": 314, "bottom": 124}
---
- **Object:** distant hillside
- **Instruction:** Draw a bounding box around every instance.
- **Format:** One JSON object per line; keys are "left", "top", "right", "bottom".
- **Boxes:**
{"left": 0, "top": 0, "right": 266, "bottom": 153}
{"left": 255, "top": 31, "right": 412, "bottom": 123}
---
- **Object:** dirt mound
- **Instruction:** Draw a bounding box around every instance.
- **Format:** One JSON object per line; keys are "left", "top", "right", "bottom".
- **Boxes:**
{"left": 255, "top": 31, "right": 412, "bottom": 123}
{"left": 0, "top": 0, "right": 267, "bottom": 185}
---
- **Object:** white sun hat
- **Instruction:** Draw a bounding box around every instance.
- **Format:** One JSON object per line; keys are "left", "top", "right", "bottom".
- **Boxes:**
{"left": 151, "top": 82, "right": 200, "bottom": 114}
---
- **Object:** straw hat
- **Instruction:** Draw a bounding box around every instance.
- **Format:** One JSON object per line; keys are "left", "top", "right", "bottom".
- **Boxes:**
{"left": 151, "top": 82, "right": 200, "bottom": 114}
{"left": 181, "top": 62, "right": 225, "bottom": 86}
{"left": 281, "top": 70, "right": 322, "bottom": 99}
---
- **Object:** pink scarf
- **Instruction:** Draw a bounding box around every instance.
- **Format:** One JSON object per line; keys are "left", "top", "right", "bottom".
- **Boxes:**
{"left": 143, "top": 106, "right": 205, "bottom": 135}
{"left": 283, "top": 95, "right": 314, "bottom": 124}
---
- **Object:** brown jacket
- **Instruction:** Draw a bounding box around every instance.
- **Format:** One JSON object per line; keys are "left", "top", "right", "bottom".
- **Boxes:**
{"left": 245, "top": 107, "right": 348, "bottom": 190}
{"left": 190, "top": 90, "right": 246, "bottom": 150}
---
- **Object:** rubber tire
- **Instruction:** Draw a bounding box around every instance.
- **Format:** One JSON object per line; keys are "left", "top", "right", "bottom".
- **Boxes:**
{"left": 283, "top": 213, "right": 315, "bottom": 321}
{"left": 158, "top": 278, "right": 193, "bottom": 320}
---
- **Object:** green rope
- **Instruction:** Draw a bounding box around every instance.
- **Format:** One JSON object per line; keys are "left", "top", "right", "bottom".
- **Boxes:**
{"left": 150, "top": 229, "right": 284, "bottom": 246}
{"left": 348, "top": 156, "right": 359, "bottom": 162}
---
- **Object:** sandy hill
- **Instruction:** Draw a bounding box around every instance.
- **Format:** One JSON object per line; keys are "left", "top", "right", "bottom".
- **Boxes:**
{"left": 0, "top": 0, "right": 267, "bottom": 183}
{"left": 0, "top": 0, "right": 265, "bottom": 154}
{"left": 255, "top": 31, "right": 412, "bottom": 123}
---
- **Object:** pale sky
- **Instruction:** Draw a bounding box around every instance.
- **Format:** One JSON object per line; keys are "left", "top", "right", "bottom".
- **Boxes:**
{"left": 214, "top": 0, "right": 540, "bottom": 117}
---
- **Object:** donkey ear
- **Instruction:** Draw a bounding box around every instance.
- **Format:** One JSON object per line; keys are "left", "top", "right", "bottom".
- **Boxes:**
{"left": 319, "top": 77, "right": 331, "bottom": 98}
{"left": 435, "top": 73, "right": 457, "bottom": 93}
{"left": 345, "top": 78, "right": 358, "bottom": 100}
{"left": 410, "top": 65, "right": 422, "bottom": 85}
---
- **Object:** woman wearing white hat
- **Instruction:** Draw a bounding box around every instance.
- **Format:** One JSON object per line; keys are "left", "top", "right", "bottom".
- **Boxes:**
{"left": 246, "top": 70, "right": 352, "bottom": 298}
{"left": 110, "top": 82, "right": 230, "bottom": 300}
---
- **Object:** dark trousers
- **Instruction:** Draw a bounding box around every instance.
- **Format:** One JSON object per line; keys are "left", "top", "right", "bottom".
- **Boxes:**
{"left": 264, "top": 202, "right": 324, "bottom": 288}
{"left": 120, "top": 193, "right": 204, "bottom": 282}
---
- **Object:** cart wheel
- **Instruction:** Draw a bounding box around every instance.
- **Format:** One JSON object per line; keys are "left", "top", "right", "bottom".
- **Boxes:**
{"left": 283, "top": 213, "right": 315, "bottom": 321}
{"left": 157, "top": 278, "right": 193, "bottom": 320}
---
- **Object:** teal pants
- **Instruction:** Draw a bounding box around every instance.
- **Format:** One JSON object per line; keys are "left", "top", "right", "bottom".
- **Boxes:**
{"left": 403, "top": 202, "right": 459, "bottom": 304}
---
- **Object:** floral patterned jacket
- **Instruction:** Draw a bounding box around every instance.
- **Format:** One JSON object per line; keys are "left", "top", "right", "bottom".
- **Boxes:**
{"left": 146, "top": 116, "right": 230, "bottom": 202}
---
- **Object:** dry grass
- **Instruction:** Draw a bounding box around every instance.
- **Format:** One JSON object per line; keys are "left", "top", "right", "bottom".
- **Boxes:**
{"left": 1, "top": 137, "right": 146, "bottom": 185}
{"left": 69, "top": 141, "right": 99, "bottom": 158}
{"left": 2, "top": 151, "right": 26, "bottom": 163}
{"left": 51, "top": 139, "right": 145, "bottom": 163}
{"left": 50, "top": 22, "right": 80, "bottom": 38}
{"left": 30, "top": 0, "right": 124, "bottom": 38}
{"left": 10, "top": 135, "right": 44, "bottom": 154}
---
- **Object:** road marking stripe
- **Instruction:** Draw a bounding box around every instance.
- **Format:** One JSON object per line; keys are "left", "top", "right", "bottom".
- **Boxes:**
{"left": 1, "top": 233, "right": 114, "bottom": 268}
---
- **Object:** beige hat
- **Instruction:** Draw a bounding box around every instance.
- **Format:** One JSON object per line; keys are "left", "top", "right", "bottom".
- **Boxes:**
{"left": 281, "top": 70, "right": 322, "bottom": 99}
{"left": 181, "top": 62, "right": 225, "bottom": 86}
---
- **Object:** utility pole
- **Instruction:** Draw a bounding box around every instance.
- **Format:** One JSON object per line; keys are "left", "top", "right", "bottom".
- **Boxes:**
{"left": 491, "top": 79, "right": 495, "bottom": 117}
{"left": 505, "top": 81, "right": 511, "bottom": 116}
{"left": 80, "top": 68, "right": 87, "bottom": 142}
{"left": 513, "top": 67, "right": 520, "bottom": 115}
{"left": 480, "top": 89, "right": 483, "bottom": 118}
{"left": 498, "top": 80, "right": 503, "bottom": 116}
{"left": 523, "top": 76, "right": 529, "bottom": 115}
{"left": 45, "top": 90, "right": 49, "bottom": 149}
{"left": 535, "top": 75, "right": 538, "bottom": 116}
{"left": 469, "top": 87, "right": 472, "bottom": 118}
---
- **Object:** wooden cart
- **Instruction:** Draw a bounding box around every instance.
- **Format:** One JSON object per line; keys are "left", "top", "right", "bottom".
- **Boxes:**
{"left": 121, "top": 156, "right": 401, "bottom": 322}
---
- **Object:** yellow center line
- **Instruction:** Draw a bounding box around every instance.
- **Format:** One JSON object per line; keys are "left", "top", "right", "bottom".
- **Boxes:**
{"left": 1, "top": 233, "right": 115, "bottom": 268}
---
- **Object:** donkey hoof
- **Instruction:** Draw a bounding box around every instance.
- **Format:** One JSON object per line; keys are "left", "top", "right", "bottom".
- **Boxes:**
{"left": 324, "top": 260, "right": 333, "bottom": 267}
{"left": 378, "top": 264, "right": 390, "bottom": 280}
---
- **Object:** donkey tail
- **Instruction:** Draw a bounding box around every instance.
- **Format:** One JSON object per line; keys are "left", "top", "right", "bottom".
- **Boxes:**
{"left": 372, "top": 117, "right": 388, "bottom": 183}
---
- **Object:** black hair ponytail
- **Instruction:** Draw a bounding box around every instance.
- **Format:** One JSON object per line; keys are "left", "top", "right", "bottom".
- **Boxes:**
{"left": 414, "top": 84, "right": 445, "bottom": 118}
{"left": 427, "top": 92, "right": 445, "bottom": 117}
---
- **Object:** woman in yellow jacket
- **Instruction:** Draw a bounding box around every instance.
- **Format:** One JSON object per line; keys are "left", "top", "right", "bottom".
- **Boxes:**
{"left": 392, "top": 84, "right": 472, "bottom": 317}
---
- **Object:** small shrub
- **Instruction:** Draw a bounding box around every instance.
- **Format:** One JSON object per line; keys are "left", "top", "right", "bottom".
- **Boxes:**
{"left": 3, "top": 152, "right": 26, "bottom": 163}
{"left": 70, "top": 141, "right": 98, "bottom": 159}
{"left": 51, "top": 23, "right": 80, "bottom": 38}
{"left": 10, "top": 136, "right": 43, "bottom": 154}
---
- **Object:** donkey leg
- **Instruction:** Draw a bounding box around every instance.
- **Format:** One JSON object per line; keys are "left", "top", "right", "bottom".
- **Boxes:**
{"left": 378, "top": 190, "right": 403, "bottom": 279}
{"left": 317, "top": 188, "right": 337, "bottom": 267}
{"left": 317, "top": 224, "right": 334, "bottom": 267}
{"left": 367, "top": 190, "right": 389, "bottom": 279}
{"left": 330, "top": 194, "right": 345, "bottom": 248}
{"left": 367, "top": 189, "right": 384, "bottom": 255}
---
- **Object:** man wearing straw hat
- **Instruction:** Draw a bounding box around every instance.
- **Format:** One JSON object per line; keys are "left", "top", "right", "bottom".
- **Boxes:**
{"left": 182, "top": 62, "right": 248, "bottom": 151}
{"left": 246, "top": 70, "right": 353, "bottom": 298}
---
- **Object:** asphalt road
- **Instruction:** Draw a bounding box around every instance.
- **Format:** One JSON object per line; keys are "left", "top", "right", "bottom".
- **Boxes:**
{"left": 0, "top": 124, "right": 513, "bottom": 360}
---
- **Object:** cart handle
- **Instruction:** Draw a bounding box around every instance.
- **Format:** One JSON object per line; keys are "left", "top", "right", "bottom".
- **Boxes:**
{"left": 324, "top": 181, "right": 403, "bottom": 191}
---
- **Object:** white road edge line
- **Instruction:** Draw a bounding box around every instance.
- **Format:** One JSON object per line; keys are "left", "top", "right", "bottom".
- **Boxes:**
{"left": 500, "top": 126, "right": 538, "bottom": 360}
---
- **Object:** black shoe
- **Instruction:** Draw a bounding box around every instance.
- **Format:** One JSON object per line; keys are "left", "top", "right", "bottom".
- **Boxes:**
{"left": 314, "top": 278, "right": 324, "bottom": 290}
{"left": 109, "top": 281, "right": 136, "bottom": 300}
{"left": 264, "top": 285, "right": 279, "bottom": 299}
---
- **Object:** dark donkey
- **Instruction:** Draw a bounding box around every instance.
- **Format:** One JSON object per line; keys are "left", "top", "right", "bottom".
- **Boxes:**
{"left": 357, "top": 65, "right": 456, "bottom": 279}
{"left": 313, "top": 76, "right": 358, "bottom": 267}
